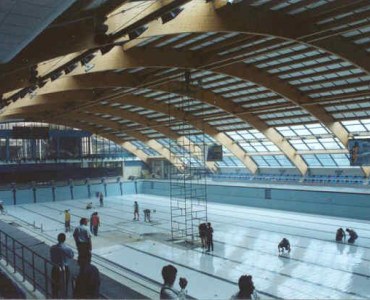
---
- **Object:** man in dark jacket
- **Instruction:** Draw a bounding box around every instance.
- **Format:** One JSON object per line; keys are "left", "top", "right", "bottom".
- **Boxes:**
{"left": 73, "top": 256, "right": 100, "bottom": 299}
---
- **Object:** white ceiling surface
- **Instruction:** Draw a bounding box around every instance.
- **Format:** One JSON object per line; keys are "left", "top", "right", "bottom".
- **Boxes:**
{"left": 0, "top": 0, "right": 76, "bottom": 63}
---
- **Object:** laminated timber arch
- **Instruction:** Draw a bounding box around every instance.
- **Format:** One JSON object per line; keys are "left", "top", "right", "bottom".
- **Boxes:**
{"left": 123, "top": 0, "right": 370, "bottom": 74}
{"left": 2, "top": 112, "right": 150, "bottom": 164}
{"left": 3, "top": 98, "right": 216, "bottom": 172}
{"left": 85, "top": 96, "right": 258, "bottom": 173}
{"left": 61, "top": 114, "right": 188, "bottom": 172}
{"left": 33, "top": 81, "right": 296, "bottom": 175}
{"left": 4, "top": 92, "right": 256, "bottom": 174}
{"left": 1, "top": 0, "right": 369, "bottom": 96}
{"left": 73, "top": 109, "right": 218, "bottom": 172}
{"left": 57, "top": 45, "right": 350, "bottom": 151}
{"left": 5, "top": 44, "right": 354, "bottom": 173}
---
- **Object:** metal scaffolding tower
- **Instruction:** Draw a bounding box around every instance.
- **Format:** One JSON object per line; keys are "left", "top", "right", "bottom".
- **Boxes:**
{"left": 168, "top": 71, "right": 208, "bottom": 244}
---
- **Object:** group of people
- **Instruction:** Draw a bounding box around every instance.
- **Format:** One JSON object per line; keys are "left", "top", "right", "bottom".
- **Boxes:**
{"left": 336, "top": 227, "right": 358, "bottom": 244}
{"left": 85, "top": 192, "right": 104, "bottom": 210}
{"left": 133, "top": 201, "right": 154, "bottom": 223}
{"left": 160, "top": 264, "right": 257, "bottom": 300}
{"left": 277, "top": 227, "right": 359, "bottom": 257}
{"left": 50, "top": 221, "right": 100, "bottom": 299}
{"left": 199, "top": 222, "right": 214, "bottom": 252}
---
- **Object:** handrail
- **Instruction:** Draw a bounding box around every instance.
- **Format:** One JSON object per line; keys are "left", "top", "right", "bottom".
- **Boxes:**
{"left": 0, "top": 229, "right": 59, "bottom": 298}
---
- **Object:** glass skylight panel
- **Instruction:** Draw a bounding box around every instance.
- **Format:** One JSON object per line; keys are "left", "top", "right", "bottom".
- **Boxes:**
{"left": 218, "top": 124, "right": 249, "bottom": 131}
{"left": 302, "top": 154, "right": 350, "bottom": 167}
{"left": 218, "top": 36, "right": 274, "bottom": 56}
{"left": 266, "top": 116, "right": 316, "bottom": 126}
{"left": 331, "top": 154, "right": 350, "bottom": 166}
{"left": 128, "top": 67, "right": 145, "bottom": 73}
{"left": 252, "top": 155, "right": 292, "bottom": 167}
{"left": 290, "top": 140, "right": 309, "bottom": 150}
{"left": 289, "top": 0, "right": 330, "bottom": 15}
{"left": 217, "top": 156, "right": 238, "bottom": 167}
{"left": 342, "top": 25, "right": 370, "bottom": 38}
{"left": 190, "top": 32, "right": 239, "bottom": 51}
{"left": 144, "top": 91, "right": 164, "bottom": 98}
{"left": 137, "top": 35, "right": 162, "bottom": 47}
{"left": 238, "top": 142, "right": 256, "bottom": 152}
{"left": 132, "top": 88, "right": 149, "bottom": 95}
{"left": 303, "top": 154, "right": 321, "bottom": 166}
{"left": 157, "top": 139, "right": 184, "bottom": 155}
{"left": 276, "top": 126, "right": 296, "bottom": 137}
{"left": 174, "top": 32, "right": 217, "bottom": 49}
{"left": 251, "top": 156, "right": 269, "bottom": 167}
{"left": 251, "top": 0, "right": 272, "bottom": 6}
{"left": 213, "top": 82, "right": 252, "bottom": 94}
{"left": 156, "top": 33, "right": 191, "bottom": 47}
{"left": 133, "top": 141, "right": 159, "bottom": 155}
{"left": 205, "top": 78, "right": 241, "bottom": 89}
{"left": 270, "top": 1, "right": 296, "bottom": 11}
{"left": 154, "top": 67, "right": 179, "bottom": 77}
{"left": 317, "top": 154, "right": 336, "bottom": 166}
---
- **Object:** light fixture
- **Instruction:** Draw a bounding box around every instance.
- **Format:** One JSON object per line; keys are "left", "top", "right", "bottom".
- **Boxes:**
{"left": 84, "top": 63, "right": 95, "bottom": 73}
{"left": 161, "top": 7, "right": 183, "bottom": 24}
{"left": 64, "top": 62, "right": 78, "bottom": 74}
{"left": 37, "top": 79, "right": 47, "bottom": 88}
{"left": 100, "top": 45, "right": 114, "bottom": 55}
{"left": 128, "top": 25, "right": 148, "bottom": 40}
{"left": 80, "top": 54, "right": 95, "bottom": 66}
{"left": 80, "top": 54, "right": 95, "bottom": 72}
{"left": 50, "top": 70, "right": 63, "bottom": 81}
{"left": 29, "top": 65, "right": 39, "bottom": 84}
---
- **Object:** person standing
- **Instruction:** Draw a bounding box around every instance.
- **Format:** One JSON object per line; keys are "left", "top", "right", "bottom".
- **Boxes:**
{"left": 91, "top": 212, "right": 100, "bottom": 236}
{"left": 206, "top": 222, "right": 214, "bottom": 252}
{"left": 199, "top": 223, "right": 207, "bottom": 249}
{"left": 73, "top": 255, "right": 101, "bottom": 299}
{"left": 73, "top": 218, "right": 92, "bottom": 265}
{"left": 99, "top": 192, "right": 104, "bottom": 207}
{"left": 133, "top": 201, "right": 139, "bottom": 221}
{"left": 336, "top": 228, "right": 346, "bottom": 242}
{"left": 160, "top": 264, "right": 188, "bottom": 300}
{"left": 346, "top": 228, "right": 358, "bottom": 244}
{"left": 64, "top": 210, "right": 71, "bottom": 232}
{"left": 231, "top": 275, "right": 257, "bottom": 300}
{"left": 50, "top": 233, "right": 74, "bottom": 298}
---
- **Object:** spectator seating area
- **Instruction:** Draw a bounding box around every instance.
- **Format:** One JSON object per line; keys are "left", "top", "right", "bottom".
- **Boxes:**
{"left": 210, "top": 173, "right": 368, "bottom": 186}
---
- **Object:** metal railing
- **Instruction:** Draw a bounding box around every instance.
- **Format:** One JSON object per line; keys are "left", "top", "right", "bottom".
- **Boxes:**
{"left": 0, "top": 229, "right": 58, "bottom": 298}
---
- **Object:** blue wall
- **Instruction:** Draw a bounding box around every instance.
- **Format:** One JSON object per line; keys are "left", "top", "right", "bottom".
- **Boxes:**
{"left": 3, "top": 179, "right": 370, "bottom": 220}
{"left": 140, "top": 180, "right": 370, "bottom": 220}
{"left": 0, "top": 181, "right": 136, "bottom": 205}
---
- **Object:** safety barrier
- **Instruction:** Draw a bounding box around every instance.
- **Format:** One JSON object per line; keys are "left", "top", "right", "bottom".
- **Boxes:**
{"left": 0, "top": 229, "right": 56, "bottom": 298}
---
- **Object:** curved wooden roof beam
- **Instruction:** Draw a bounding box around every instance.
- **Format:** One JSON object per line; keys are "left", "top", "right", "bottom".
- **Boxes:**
{"left": 42, "top": 45, "right": 348, "bottom": 152}
{"left": 65, "top": 113, "right": 187, "bottom": 172}
{"left": 0, "top": 111, "right": 150, "bottom": 164}
{"left": 3, "top": 43, "right": 350, "bottom": 172}
{"left": 124, "top": 1, "right": 370, "bottom": 74}
{"left": 85, "top": 100, "right": 255, "bottom": 173}
{"left": 2, "top": 0, "right": 368, "bottom": 96}
{"left": 76, "top": 108, "right": 218, "bottom": 172}
{"left": 88, "top": 46, "right": 350, "bottom": 148}
{"left": 86, "top": 96, "right": 258, "bottom": 173}
{"left": 3, "top": 90, "right": 256, "bottom": 174}
{"left": 2, "top": 100, "right": 215, "bottom": 172}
